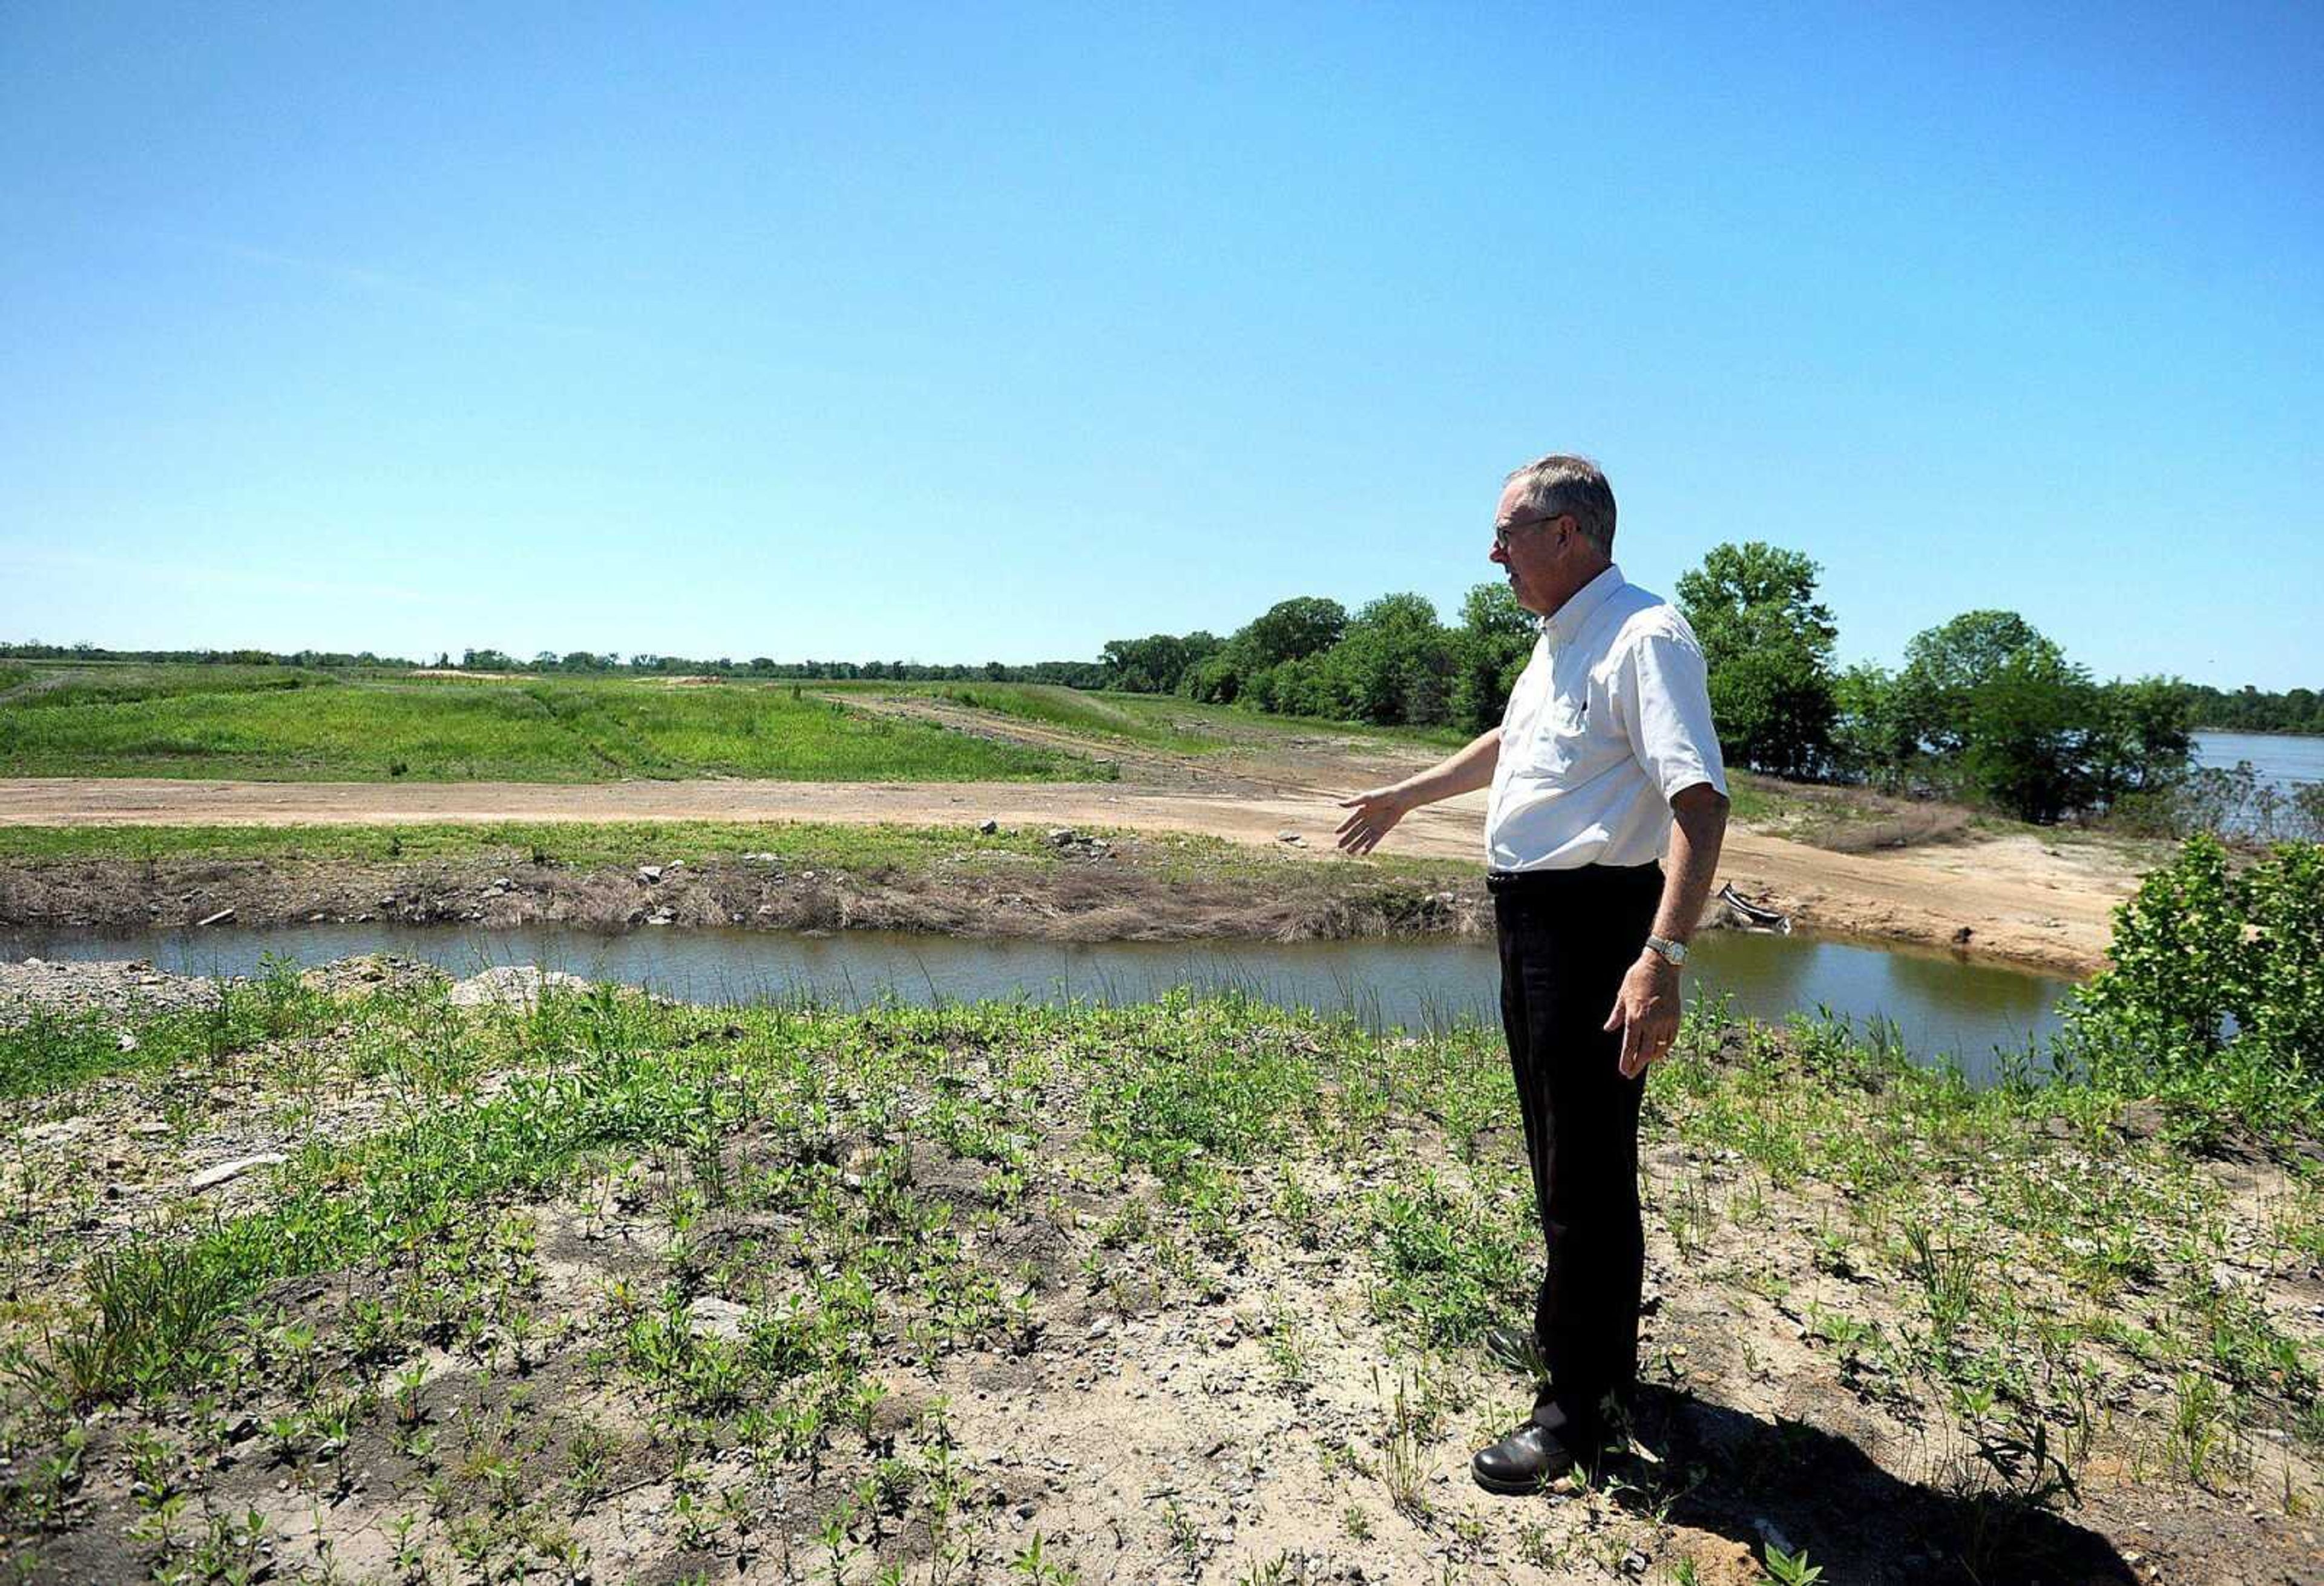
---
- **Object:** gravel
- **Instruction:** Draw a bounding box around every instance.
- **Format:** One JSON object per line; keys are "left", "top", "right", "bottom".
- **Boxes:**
{"left": 0, "top": 957, "right": 223, "bottom": 1027}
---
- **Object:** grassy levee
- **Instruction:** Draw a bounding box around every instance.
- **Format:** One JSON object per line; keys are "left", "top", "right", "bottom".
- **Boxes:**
{"left": 0, "top": 667, "right": 1089, "bottom": 782}
{"left": 0, "top": 976, "right": 2314, "bottom": 1581}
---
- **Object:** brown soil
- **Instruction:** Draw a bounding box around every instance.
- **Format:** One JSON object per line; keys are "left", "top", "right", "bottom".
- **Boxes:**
{"left": 0, "top": 841, "right": 1484, "bottom": 943}
{"left": 0, "top": 773, "right": 2137, "bottom": 972}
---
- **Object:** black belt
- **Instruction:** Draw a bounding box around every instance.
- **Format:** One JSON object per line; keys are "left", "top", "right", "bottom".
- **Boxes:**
{"left": 1485, "top": 862, "right": 1661, "bottom": 896}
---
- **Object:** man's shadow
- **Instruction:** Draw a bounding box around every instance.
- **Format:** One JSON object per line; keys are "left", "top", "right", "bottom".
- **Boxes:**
{"left": 1599, "top": 1385, "right": 2138, "bottom": 1585}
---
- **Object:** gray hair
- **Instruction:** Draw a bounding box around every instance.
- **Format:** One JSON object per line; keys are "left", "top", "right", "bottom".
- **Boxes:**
{"left": 1503, "top": 453, "right": 1616, "bottom": 555}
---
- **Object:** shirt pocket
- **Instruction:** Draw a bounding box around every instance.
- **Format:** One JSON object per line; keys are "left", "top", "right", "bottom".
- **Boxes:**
{"left": 1518, "top": 689, "right": 1592, "bottom": 778}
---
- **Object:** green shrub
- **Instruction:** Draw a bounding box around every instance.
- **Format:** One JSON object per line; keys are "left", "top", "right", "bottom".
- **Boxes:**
{"left": 2059, "top": 834, "right": 2322, "bottom": 1135}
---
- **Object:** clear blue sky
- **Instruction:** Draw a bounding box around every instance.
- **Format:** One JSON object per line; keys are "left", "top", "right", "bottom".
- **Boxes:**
{"left": 3, "top": 2, "right": 2318, "bottom": 687}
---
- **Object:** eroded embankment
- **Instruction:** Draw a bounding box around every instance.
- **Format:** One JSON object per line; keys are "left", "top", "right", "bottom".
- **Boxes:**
{"left": 0, "top": 775, "right": 2150, "bottom": 972}
{"left": 0, "top": 843, "right": 1485, "bottom": 945}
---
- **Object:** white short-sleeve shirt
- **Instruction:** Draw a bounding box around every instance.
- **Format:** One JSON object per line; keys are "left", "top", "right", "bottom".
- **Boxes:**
{"left": 1485, "top": 565, "right": 1728, "bottom": 871}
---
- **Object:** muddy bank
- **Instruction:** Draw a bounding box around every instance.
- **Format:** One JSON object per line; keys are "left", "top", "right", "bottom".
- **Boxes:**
{"left": 0, "top": 844, "right": 1488, "bottom": 945}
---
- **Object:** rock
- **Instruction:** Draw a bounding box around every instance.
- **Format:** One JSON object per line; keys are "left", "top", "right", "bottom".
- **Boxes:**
{"left": 636, "top": 865, "right": 663, "bottom": 885}
{"left": 1047, "top": 828, "right": 1078, "bottom": 846}
{"left": 116, "top": 1032, "right": 139, "bottom": 1054}
{"left": 188, "top": 1153, "right": 286, "bottom": 1191}
{"left": 1276, "top": 831, "right": 1305, "bottom": 845}
{"left": 195, "top": 908, "right": 236, "bottom": 927}
{"left": 1621, "top": 1549, "right": 1649, "bottom": 1574}
{"left": 646, "top": 911, "right": 674, "bottom": 927}
{"left": 977, "top": 819, "right": 999, "bottom": 834}
{"left": 489, "top": 877, "right": 512, "bottom": 891}
{"left": 686, "top": 1297, "right": 750, "bottom": 1341}
{"left": 447, "top": 966, "right": 593, "bottom": 1008}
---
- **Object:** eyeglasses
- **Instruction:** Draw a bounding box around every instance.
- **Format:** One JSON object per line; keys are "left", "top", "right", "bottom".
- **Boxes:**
{"left": 1493, "top": 513, "right": 1569, "bottom": 552}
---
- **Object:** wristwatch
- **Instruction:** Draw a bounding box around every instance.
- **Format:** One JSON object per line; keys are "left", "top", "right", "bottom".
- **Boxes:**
{"left": 1644, "top": 934, "right": 1688, "bottom": 968}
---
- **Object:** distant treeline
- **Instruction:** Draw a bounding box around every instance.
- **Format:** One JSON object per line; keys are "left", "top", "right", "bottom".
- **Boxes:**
{"left": 0, "top": 641, "right": 1108, "bottom": 689}
{"left": 2173, "top": 683, "right": 2324, "bottom": 736}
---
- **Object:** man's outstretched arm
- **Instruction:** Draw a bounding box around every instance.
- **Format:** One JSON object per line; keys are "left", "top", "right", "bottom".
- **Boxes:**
{"left": 1333, "top": 727, "right": 1500, "bottom": 856}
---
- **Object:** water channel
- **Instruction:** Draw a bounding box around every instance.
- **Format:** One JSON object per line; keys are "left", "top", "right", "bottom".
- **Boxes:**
{"left": 2, "top": 922, "right": 2073, "bottom": 1088}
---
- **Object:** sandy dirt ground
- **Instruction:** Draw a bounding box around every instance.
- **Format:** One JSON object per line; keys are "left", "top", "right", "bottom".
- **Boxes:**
{"left": 0, "top": 775, "right": 2136, "bottom": 972}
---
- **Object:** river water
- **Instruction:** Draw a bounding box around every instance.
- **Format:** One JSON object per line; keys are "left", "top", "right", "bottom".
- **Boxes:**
{"left": 1, "top": 921, "right": 2071, "bottom": 1087}
{"left": 2191, "top": 729, "right": 2324, "bottom": 793}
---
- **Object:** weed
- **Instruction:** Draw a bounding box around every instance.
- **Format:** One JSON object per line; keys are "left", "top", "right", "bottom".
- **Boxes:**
{"left": 1763, "top": 1544, "right": 1823, "bottom": 1585}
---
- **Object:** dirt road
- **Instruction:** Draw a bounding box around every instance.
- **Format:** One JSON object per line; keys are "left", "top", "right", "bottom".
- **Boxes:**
{"left": 0, "top": 776, "right": 2135, "bottom": 971}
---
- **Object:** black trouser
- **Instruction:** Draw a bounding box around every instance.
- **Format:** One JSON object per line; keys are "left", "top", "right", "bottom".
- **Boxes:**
{"left": 1491, "top": 861, "right": 1662, "bottom": 1450}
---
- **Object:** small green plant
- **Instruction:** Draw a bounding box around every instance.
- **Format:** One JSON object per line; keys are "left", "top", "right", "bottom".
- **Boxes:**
{"left": 1008, "top": 1531, "right": 1078, "bottom": 1584}
{"left": 1375, "top": 1366, "right": 1436, "bottom": 1519}
{"left": 1762, "top": 1542, "right": 1823, "bottom": 1585}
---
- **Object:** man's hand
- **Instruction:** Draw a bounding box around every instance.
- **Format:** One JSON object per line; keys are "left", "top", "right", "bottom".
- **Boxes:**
{"left": 1604, "top": 951, "right": 1682, "bottom": 1079}
{"left": 1334, "top": 784, "right": 1412, "bottom": 856}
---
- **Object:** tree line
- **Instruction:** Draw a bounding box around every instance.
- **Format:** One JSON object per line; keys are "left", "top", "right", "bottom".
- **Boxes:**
{"left": 0, "top": 641, "right": 1108, "bottom": 689}
{"left": 6, "top": 575, "right": 2313, "bottom": 828}
{"left": 1088, "top": 545, "right": 2306, "bottom": 827}
{"left": 2172, "top": 683, "right": 2324, "bottom": 736}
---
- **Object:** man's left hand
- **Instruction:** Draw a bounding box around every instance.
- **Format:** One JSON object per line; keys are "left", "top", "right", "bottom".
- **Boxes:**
{"left": 1604, "top": 951, "right": 1682, "bottom": 1080}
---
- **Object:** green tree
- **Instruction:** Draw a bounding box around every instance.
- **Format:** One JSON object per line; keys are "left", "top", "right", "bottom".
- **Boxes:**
{"left": 1321, "top": 593, "right": 1454, "bottom": 726}
{"left": 1956, "top": 644, "right": 2098, "bottom": 823}
{"left": 1449, "top": 582, "right": 1537, "bottom": 732}
{"left": 2087, "top": 676, "right": 2195, "bottom": 808}
{"left": 1181, "top": 597, "right": 1347, "bottom": 707}
{"left": 1241, "top": 597, "right": 1347, "bottom": 667}
{"left": 1100, "top": 632, "right": 1219, "bottom": 694}
{"left": 1896, "top": 611, "right": 2098, "bottom": 821}
{"left": 1831, "top": 663, "right": 1919, "bottom": 788}
{"left": 1675, "top": 542, "right": 1839, "bottom": 777}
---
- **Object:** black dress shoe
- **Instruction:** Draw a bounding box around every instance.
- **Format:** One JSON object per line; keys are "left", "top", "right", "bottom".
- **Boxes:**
{"left": 1470, "top": 1422, "right": 1577, "bottom": 1495}
{"left": 1483, "top": 1325, "right": 1546, "bottom": 1378}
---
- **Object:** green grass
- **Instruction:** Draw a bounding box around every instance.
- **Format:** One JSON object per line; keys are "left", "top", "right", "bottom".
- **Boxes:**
{"left": 0, "top": 965, "right": 320, "bottom": 1098}
{"left": 0, "top": 664, "right": 338, "bottom": 711}
{"left": 0, "top": 668, "right": 1089, "bottom": 782}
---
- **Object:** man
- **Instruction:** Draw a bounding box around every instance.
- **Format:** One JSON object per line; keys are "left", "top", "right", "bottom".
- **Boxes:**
{"left": 1335, "top": 454, "right": 1728, "bottom": 1494}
